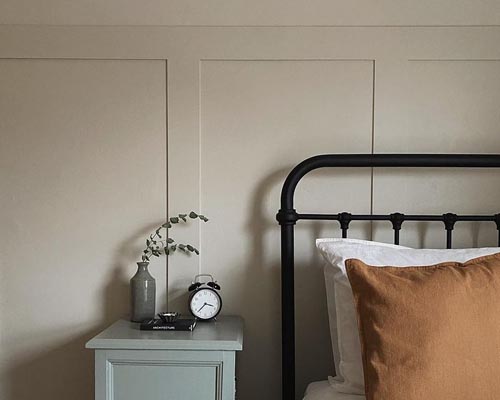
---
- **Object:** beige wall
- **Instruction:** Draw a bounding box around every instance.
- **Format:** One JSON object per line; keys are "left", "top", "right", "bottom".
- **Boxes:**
{"left": 1, "top": 0, "right": 500, "bottom": 25}
{"left": 0, "top": 59, "right": 167, "bottom": 399}
{"left": 1, "top": 4, "right": 500, "bottom": 400}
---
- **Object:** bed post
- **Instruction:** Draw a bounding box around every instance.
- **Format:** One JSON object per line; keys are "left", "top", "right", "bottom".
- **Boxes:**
{"left": 277, "top": 158, "right": 313, "bottom": 400}
{"left": 277, "top": 209, "right": 297, "bottom": 400}
{"left": 276, "top": 156, "right": 328, "bottom": 400}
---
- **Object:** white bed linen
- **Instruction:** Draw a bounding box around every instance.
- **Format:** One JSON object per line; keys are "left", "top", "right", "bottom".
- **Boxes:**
{"left": 317, "top": 238, "right": 500, "bottom": 394}
{"left": 304, "top": 381, "right": 365, "bottom": 400}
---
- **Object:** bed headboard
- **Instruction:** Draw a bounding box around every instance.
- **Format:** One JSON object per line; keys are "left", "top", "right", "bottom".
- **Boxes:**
{"left": 276, "top": 153, "right": 500, "bottom": 400}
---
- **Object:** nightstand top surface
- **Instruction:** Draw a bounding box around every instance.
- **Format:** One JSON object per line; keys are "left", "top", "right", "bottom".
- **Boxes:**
{"left": 86, "top": 316, "right": 243, "bottom": 351}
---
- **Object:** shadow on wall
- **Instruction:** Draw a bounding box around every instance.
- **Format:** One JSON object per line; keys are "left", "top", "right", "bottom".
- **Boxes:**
{"left": 237, "top": 168, "right": 284, "bottom": 400}
{"left": 236, "top": 168, "right": 337, "bottom": 400}
{"left": 6, "top": 330, "right": 96, "bottom": 400}
{"left": 4, "top": 223, "right": 161, "bottom": 400}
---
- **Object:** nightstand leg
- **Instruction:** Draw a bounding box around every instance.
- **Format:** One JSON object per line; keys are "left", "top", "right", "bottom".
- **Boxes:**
{"left": 222, "top": 351, "right": 236, "bottom": 400}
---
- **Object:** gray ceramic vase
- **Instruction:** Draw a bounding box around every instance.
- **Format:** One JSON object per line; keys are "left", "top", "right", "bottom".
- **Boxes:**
{"left": 130, "top": 262, "right": 156, "bottom": 322}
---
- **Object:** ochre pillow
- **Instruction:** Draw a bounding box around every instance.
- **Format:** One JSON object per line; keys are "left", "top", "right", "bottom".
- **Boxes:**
{"left": 346, "top": 253, "right": 500, "bottom": 400}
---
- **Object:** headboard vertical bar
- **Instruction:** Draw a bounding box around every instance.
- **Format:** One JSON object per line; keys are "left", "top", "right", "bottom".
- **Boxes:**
{"left": 443, "top": 213, "right": 458, "bottom": 249}
{"left": 339, "top": 212, "right": 351, "bottom": 240}
{"left": 494, "top": 214, "right": 500, "bottom": 247}
{"left": 446, "top": 230, "right": 453, "bottom": 249}
{"left": 280, "top": 221, "right": 296, "bottom": 400}
{"left": 390, "top": 213, "right": 404, "bottom": 246}
{"left": 394, "top": 230, "right": 400, "bottom": 245}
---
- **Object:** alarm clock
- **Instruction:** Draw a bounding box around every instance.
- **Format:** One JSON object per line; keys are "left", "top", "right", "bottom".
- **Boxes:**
{"left": 188, "top": 274, "right": 222, "bottom": 321}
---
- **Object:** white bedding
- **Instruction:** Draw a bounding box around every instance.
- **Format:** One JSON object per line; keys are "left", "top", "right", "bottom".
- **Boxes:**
{"left": 317, "top": 238, "right": 500, "bottom": 394}
{"left": 304, "top": 381, "right": 365, "bottom": 400}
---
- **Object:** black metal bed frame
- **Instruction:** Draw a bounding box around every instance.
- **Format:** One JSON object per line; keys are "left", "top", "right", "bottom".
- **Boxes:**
{"left": 276, "top": 153, "right": 500, "bottom": 400}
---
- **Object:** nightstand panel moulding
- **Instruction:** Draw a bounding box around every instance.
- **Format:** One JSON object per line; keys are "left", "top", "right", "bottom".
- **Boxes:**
{"left": 109, "top": 359, "right": 222, "bottom": 400}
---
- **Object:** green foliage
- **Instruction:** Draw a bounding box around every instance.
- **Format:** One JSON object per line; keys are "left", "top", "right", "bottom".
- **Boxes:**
{"left": 140, "top": 211, "right": 208, "bottom": 263}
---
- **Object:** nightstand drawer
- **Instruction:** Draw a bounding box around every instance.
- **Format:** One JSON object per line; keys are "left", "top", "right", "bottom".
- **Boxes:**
{"left": 111, "top": 360, "right": 220, "bottom": 400}
{"left": 99, "top": 349, "right": 230, "bottom": 400}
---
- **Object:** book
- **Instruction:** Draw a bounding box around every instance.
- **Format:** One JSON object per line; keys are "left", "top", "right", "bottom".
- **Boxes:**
{"left": 140, "top": 318, "right": 197, "bottom": 331}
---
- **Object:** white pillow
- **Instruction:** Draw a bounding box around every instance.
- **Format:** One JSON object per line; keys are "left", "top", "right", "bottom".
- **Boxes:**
{"left": 323, "top": 262, "right": 341, "bottom": 381}
{"left": 317, "top": 238, "right": 500, "bottom": 395}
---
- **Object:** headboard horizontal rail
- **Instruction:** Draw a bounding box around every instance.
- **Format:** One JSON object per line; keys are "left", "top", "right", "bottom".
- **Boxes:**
{"left": 297, "top": 213, "right": 499, "bottom": 222}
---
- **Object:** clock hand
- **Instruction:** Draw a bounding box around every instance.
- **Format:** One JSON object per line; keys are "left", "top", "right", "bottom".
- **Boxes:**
{"left": 197, "top": 303, "right": 207, "bottom": 312}
{"left": 206, "top": 303, "right": 214, "bottom": 307}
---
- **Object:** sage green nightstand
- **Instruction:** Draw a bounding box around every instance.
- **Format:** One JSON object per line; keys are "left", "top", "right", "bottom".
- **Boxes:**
{"left": 86, "top": 316, "right": 244, "bottom": 400}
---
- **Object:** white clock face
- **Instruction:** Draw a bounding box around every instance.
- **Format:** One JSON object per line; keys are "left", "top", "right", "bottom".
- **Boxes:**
{"left": 190, "top": 288, "right": 221, "bottom": 320}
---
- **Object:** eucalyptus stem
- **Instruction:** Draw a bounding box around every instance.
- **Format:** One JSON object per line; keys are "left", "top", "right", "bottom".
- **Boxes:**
{"left": 140, "top": 211, "right": 208, "bottom": 263}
